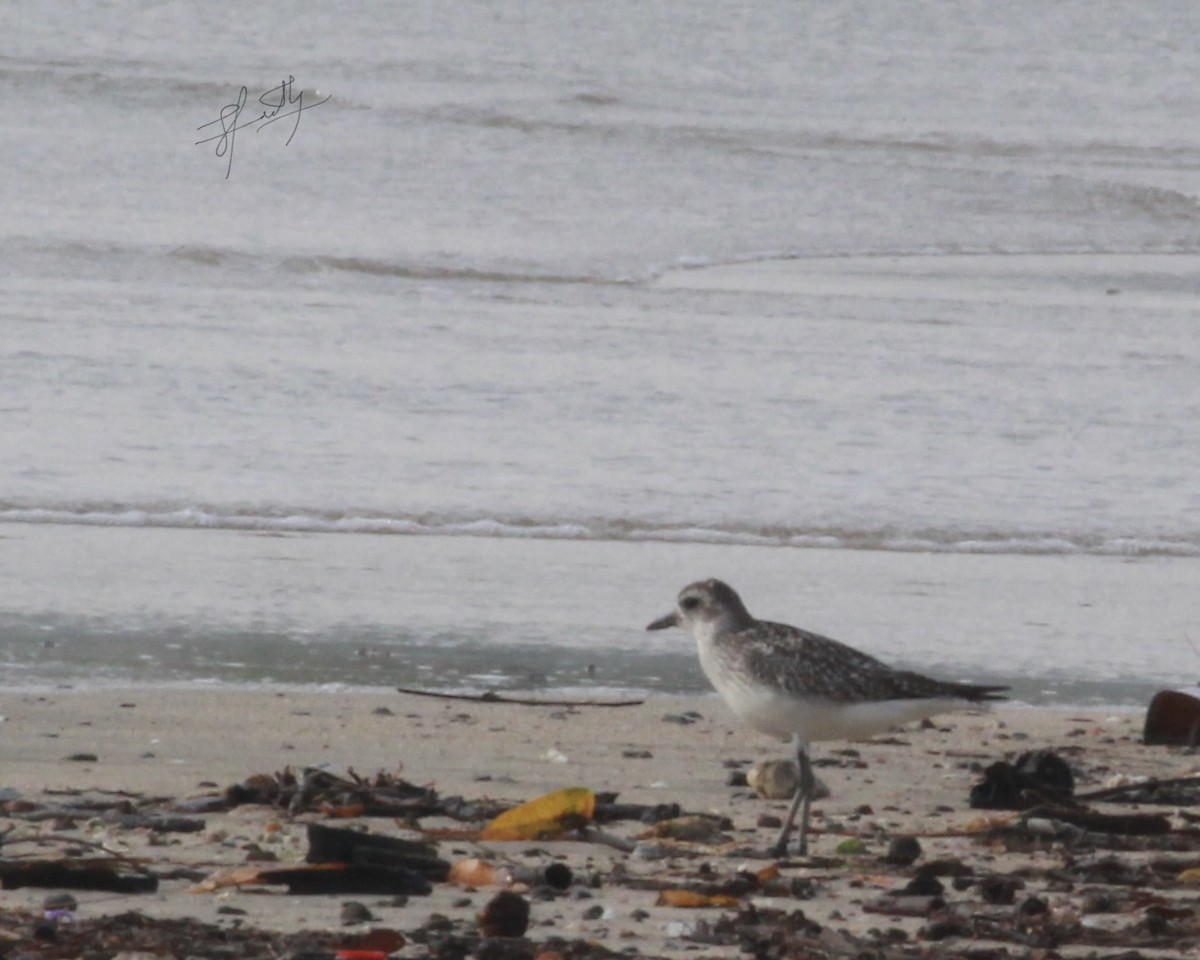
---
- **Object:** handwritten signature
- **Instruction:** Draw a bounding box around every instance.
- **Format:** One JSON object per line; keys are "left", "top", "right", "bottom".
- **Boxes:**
{"left": 195, "top": 76, "right": 331, "bottom": 178}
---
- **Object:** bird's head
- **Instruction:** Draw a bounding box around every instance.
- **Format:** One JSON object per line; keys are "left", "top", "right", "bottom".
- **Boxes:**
{"left": 646, "top": 578, "right": 754, "bottom": 635}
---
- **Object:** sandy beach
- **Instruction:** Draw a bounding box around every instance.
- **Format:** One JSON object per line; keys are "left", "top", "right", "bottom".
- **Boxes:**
{"left": 2, "top": 687, "right": 1196, "bottom": 958}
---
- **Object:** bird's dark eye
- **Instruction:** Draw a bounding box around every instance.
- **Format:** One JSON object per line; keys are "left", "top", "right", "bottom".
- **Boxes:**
{"left": 680, "top": 596, "right": 701, "bottom": 610}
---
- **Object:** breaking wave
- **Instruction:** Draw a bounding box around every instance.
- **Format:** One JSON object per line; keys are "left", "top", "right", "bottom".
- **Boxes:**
{"left": 1, "top": 500, "right": 1196, "bottom": 558}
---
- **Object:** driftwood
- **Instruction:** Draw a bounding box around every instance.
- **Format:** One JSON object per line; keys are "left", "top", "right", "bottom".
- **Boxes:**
{"left": 305, "top": 823, "right": 450, "bottom": 881}
{"left": 1021, "top": 805, "right": 1173, "bottom": 835}
{"left": 395, "top": 686, "right": 644, "bottom": 708}
{"left": 217, "top": 766, "right": 507, "bottom": 822}
{"left": 1075, "top": 773, "right": 1200, "bottom": 804}
{"left": 0, "top": 859, "right": 159, "bottom": 893}
{"left": 102, "top": 812, "right": 207, "bottom": 833}
{"left": 254, "top": 863, "right": 434, "bottom": 896}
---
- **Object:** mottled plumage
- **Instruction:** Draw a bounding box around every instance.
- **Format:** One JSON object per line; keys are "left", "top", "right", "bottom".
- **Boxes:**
{"left": 721, "top": 617, "right": 1001, "bottom": 705}
{"left": 647, "top": 578, "right": 1007, "bottom": 856}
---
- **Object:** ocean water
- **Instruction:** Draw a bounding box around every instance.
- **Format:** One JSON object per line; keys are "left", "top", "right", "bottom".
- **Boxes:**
{"left": 2, "top": 1, "right": 1199, "bottom": 704}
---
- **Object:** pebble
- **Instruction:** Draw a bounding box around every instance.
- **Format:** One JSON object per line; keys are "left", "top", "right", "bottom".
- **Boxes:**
{"left": 660, "top": 712, "right": 701, "bottom": 725}
{"left": 340, "top": 901, "right": 374, "bottom": 924}
{"left": 883, "top": 835, "right": 922, "bottom": 866}
{"left": 477, "top": 890, "right": 530, "bottom": 937}
{"left": 632, "top": 840, "right": 669, "bottom": 861}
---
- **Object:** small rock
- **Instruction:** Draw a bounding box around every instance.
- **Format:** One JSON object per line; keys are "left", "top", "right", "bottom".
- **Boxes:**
{"left": 979, "top": 876, "right": 1022, "bottom": 905}
{"left": 1017, "top": 895, "right": 1048, "bottom": 916}
{"left": 1081, "top": 890, "right": 1118, "bottom": 914}
{"left": 901, "top": 874, "right": 944, "bottom": 896}
{"left": 42, "top": 893, "right": 77, "bottom": 913}
{"left": 632, "top": 840, "right": 669, "bottom": 860}
{"left": 477, "top": 890, "right": 530, "bottom": 937}
{"left": 883, "top": 835, "right": 922, "bottom": 866}
{"left": 340, "top": 901, "right": 374, "bottom": 924}
{"left": 747, "top": 760, "right": 830, "bottom": 800}
{"left": 65, "top": 753, "right": 98, "bottom": 763}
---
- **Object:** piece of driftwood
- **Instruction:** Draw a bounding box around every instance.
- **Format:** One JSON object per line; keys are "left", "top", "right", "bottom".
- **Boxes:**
{"left": 306, "top": 824, "right": 450, "bottom": 881}
{"left": 1075, "top": 773, "right": 1200, "bottom": 804}
{"left": 1021, "top": 805, "right": 1172, "bottom": 835}
{"left": 102, "top": 812, "right": 207, "bottom": 833}
{"left": 0, "top": 859, "right": 158, "bottom": 893}
{"left": 395, "top": 687, "right": 644, "bottom": 707}
{"left": 256, "top": 863, "right": 434, "bottom": 896}
{"left": 594, "top": 800, "right": 682, "bottom": 825}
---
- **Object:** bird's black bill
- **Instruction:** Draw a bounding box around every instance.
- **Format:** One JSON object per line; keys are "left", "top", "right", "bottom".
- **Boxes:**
{"left": 646, "top": 613, "right": 678, "bottom": 631}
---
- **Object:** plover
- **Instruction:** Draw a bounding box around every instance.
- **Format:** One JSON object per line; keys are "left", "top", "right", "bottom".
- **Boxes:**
{"left": 647, "top": 578, "right": 1007, "bottom": 856}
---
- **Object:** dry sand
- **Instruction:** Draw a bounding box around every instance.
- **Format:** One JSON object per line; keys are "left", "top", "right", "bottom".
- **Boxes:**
{"left": 1, "top": 687, "right": 1195, "bottom": 957}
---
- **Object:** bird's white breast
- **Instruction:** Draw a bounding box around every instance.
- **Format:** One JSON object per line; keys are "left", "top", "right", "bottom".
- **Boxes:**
{"left": 695, "top": 624, "right": 967, "bottom": 744}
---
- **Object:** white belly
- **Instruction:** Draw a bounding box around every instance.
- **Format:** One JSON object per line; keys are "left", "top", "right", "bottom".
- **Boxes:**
{"left": 697, "top": 633, "right": 966, "bottom": 744}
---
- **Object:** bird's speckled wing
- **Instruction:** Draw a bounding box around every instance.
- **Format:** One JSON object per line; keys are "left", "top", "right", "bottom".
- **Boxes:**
{"left": 726, "top": 620, "right": 999, "bottom": 704}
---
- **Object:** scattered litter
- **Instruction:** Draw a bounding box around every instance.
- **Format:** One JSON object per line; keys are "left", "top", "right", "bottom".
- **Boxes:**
{"left": 969, "top": 749, "right": 1074, "bottom": 809}
{"left": 480, "top": 787, "right": 595, "bottom": 841}
{"left": 1144, "top": 687, "right": 1200, "bottom": 746}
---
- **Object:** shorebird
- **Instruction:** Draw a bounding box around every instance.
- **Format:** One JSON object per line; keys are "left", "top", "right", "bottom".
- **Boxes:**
{"left": 647, "top": 578, "right": 1007, "bottom": 856}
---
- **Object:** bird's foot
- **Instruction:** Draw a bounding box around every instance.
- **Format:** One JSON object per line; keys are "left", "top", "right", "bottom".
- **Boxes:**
{"left": 767, "top": 837, "right": 807, "bottom": 859}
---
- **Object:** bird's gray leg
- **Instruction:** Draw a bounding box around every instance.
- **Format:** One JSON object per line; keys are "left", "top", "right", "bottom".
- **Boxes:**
{"left": 769, "top": 735, "right": 814, "bottom": 857}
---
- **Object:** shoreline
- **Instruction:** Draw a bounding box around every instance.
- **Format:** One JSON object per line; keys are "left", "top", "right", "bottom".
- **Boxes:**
{"left": 7, "top": 523, "right": 1200, "bottom": 706}
{"left": 0, "top": 677, "right": 1158, "bottom": 707}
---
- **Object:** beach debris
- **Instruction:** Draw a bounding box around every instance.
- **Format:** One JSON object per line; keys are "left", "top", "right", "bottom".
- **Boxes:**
{"left": 41, "top": 891, "right": 78, "bottom": 923}
{"left": 449, "top": 856, "right": 512, "bottom": 887}
{"left": 1022, "top": 805, "right": 1171, "bottom": 835}
{"left": 644, "top": 814, "right": 732, "bottom": 844}
{"left": 661, "top": 711, "right": 703, "bottom": 725}
{"left": 0, "top": 858, "right": 158, "bottom": 893}
{"left": 480, "top": 787, "right": 595, "bottom": 841}
{"left": 14, "top": 717, "right": 1200, "bottom": 960}
{"left": 194, "top": 823, "right": 447, "bottom": 895}
{"left": 744, "top": 757, "right": 831, "bottom": 800}
{"left": 338, "top": 900, "right": 374, "bottom": 924}
{"left": 476, "top": 889, "right": 530, "bottom": 937}
{"left": 655, "top": 889, "right": 741, "bottom": 909}
{"left": 1144, "top": 687, "right": 1200, "bottom": 745}
{"left": 593, "top": 798, "right": 681, "bottom": 824}
{"left": 195, "top": 862, "right": 435, "bottom": 896}
{"left": 102, "top": 811, "right": 206, "bottom": 832}
{"left": 447, "top": 857, "right": 574, "bottom": 892}
{"left": 969, "top": 749, "right": 1074, "bottom": 809}
{"left": 396, "top": 687, "right": 644, "bottom": 708}
{"left": 746, "top": 759, "right": 797, "bottom": 800}
{"left": 213, "top": 766, "right": 511, "bottom": 823}
{"left": 0, "top": 909, "right": 415, "bottom": 960}
{"left": 882, "top": 835, "right": 922, "bottom": 866}
{"left": 305, "top": 824, "right": 450, "bottom": 881}
{"left": 1076, "top": 772, "right": 1200, "bottom": 806}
